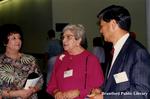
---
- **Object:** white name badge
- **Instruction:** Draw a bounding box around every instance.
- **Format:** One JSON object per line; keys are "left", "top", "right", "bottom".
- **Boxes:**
{"left": 64, "top": 69, "right": 73, "bottom": 78}
{"left": 113, "top": 71, "right": 128, "bottom": 84}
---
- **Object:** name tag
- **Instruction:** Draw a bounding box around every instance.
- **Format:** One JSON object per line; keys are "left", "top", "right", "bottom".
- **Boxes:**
{"left": 113, "top": 71, "right": 128, "bottom": 84}
{"left": 64, "top": 69, "right": 73, "bottom": 78}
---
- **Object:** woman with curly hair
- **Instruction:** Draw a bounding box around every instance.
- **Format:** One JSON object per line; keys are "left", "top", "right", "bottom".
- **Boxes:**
{"left": 0, "top": 24, "right": 43, "bottom": 99}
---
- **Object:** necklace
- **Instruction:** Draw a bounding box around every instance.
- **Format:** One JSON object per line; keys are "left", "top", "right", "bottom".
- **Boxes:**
{"left": 5, "top": 52, "right": 21, "bottom": 60}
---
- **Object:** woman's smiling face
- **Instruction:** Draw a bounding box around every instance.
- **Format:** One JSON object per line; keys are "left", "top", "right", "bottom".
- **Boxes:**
{"left": 6, "top": 33, "right": 22, "bottom": 52}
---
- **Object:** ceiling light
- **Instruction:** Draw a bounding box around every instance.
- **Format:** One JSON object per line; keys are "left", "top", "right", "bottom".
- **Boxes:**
{"left": 0, "top": 0, "right": 9, "bottom": 4}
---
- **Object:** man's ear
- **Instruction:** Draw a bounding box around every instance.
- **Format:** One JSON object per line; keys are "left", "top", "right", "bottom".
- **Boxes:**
{"left": 111, "top": 19, "right": 118, "bottom": 31}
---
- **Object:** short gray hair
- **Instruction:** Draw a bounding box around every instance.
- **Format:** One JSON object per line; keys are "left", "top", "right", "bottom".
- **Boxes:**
{"left": 63, "top": 24, "right": 87, "bottom": 48}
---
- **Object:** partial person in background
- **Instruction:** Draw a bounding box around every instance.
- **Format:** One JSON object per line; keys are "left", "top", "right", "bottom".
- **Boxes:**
{"left": 0, "top": 24, "right": 43, "bottom": 99}
{"left": 44, "top": 29, "right": 63, "bottom": 84}
{"left": 45, "top": 29, "right": 63, "bottom": 60}
{"left": 130, "top": 31, "right": 136, "bottom": 39}
{"left": 92, "top": 37, "right": 105, "bottom": 73}
{"left": 46, "top": 55, "right": 57, "bottom": 85}
{"left": 89, "top": 5, "right": 150, "bottom": 99}
{"left": 47, "top": 24, "right": 104, "bottom": 99}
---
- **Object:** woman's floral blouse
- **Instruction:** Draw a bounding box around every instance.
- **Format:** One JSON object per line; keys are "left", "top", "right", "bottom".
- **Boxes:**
{"left": 0, "top": 53, "right": 43, "bottom": 99}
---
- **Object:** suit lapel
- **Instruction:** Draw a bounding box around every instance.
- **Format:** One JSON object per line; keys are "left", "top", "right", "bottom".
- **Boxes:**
{"left": 104, "top": 37, "right": 132, "bottom": 92}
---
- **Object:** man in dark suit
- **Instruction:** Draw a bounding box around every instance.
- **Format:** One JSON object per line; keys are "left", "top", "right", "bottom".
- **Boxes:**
{"left": 89, "top": 5, "right": 150, "bottom": 99}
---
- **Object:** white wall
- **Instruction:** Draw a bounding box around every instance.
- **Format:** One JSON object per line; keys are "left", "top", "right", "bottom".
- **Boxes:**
{"left": 146, "top": 0, "right": 150, "bottom": 52}
{"left": 0, "top": 0, "right": 147, "bottom": 53}
{"left": 0, "top": 0, "right": 52, "bottom": 53}
{"left": 52, "top": 0, "right": 146, "bottom": 51}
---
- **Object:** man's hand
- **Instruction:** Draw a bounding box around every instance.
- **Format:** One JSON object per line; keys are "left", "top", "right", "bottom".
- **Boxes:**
{"left": 88, "top": 88, "right": 103, "bottom": 99}
{"left": 92, "top": 94, "right": 103, "bottom": 99}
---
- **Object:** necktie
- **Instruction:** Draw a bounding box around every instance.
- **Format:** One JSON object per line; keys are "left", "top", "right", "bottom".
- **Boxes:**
{"left": 110, "top": 47, "right": 114, "bottom": 62}
{"left": 106, "top": 47, "right": 114, "bottom": 78}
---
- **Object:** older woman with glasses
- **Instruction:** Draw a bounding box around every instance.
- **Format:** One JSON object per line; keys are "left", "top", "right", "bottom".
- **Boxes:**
{"left": 47, "top": 24, "right": 104, "bottom": 99}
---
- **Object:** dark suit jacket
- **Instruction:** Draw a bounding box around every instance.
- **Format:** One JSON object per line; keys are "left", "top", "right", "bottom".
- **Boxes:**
{"left": 103, "top": 37, "right": 150, "bottom": 99}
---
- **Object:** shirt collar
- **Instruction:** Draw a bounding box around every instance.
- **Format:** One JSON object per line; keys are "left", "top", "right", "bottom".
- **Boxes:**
{"left": 114, "top": 33, "right": 129, "bottom": 52}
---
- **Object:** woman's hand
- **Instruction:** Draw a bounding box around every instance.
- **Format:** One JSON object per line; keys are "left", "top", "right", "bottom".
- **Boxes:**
{"left": 63, "top": 89, "right": 80, "bottom": 99}
{"left": 1, "top": 88, "right": 36, "bottom": 99}
{"left": 91, "top": 88, "right": 102, "bottom": 94}
{"left": 17, "top": 88, "right": 33, "bottom": 99}
{"left": 53, "top": 89, "right": 80, "bottom": 99}
{"left": 29, "top": 86, "right": 39, "bottom": 94}
{"left": 19, "top": 86, "right": 39, "bottom": 99}
{"left": 54, "top": 91, "right": 64, "bottom": 99}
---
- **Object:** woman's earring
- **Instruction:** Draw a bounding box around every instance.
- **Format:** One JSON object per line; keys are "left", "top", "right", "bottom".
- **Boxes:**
{"left": 4, "top": 44, "right": 7, "bottom": 46}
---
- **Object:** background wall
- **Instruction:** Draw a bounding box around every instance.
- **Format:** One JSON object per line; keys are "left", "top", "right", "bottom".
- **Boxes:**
{"left": 52, "top": 0, "right": 147, "bottom": 51}
{"left": 146, "top": 0, "right": 150, "bottom": 52}
{"left": 0, "top": 0, "right": 52, "bottom": 53}
{"left": 0, "top": 0, "right": 147, "bottom": 53}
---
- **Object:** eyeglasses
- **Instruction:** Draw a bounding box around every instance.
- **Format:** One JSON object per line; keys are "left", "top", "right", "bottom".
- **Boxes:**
{"left": 62, "top": 35, "right": 75, "bottom": 41}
